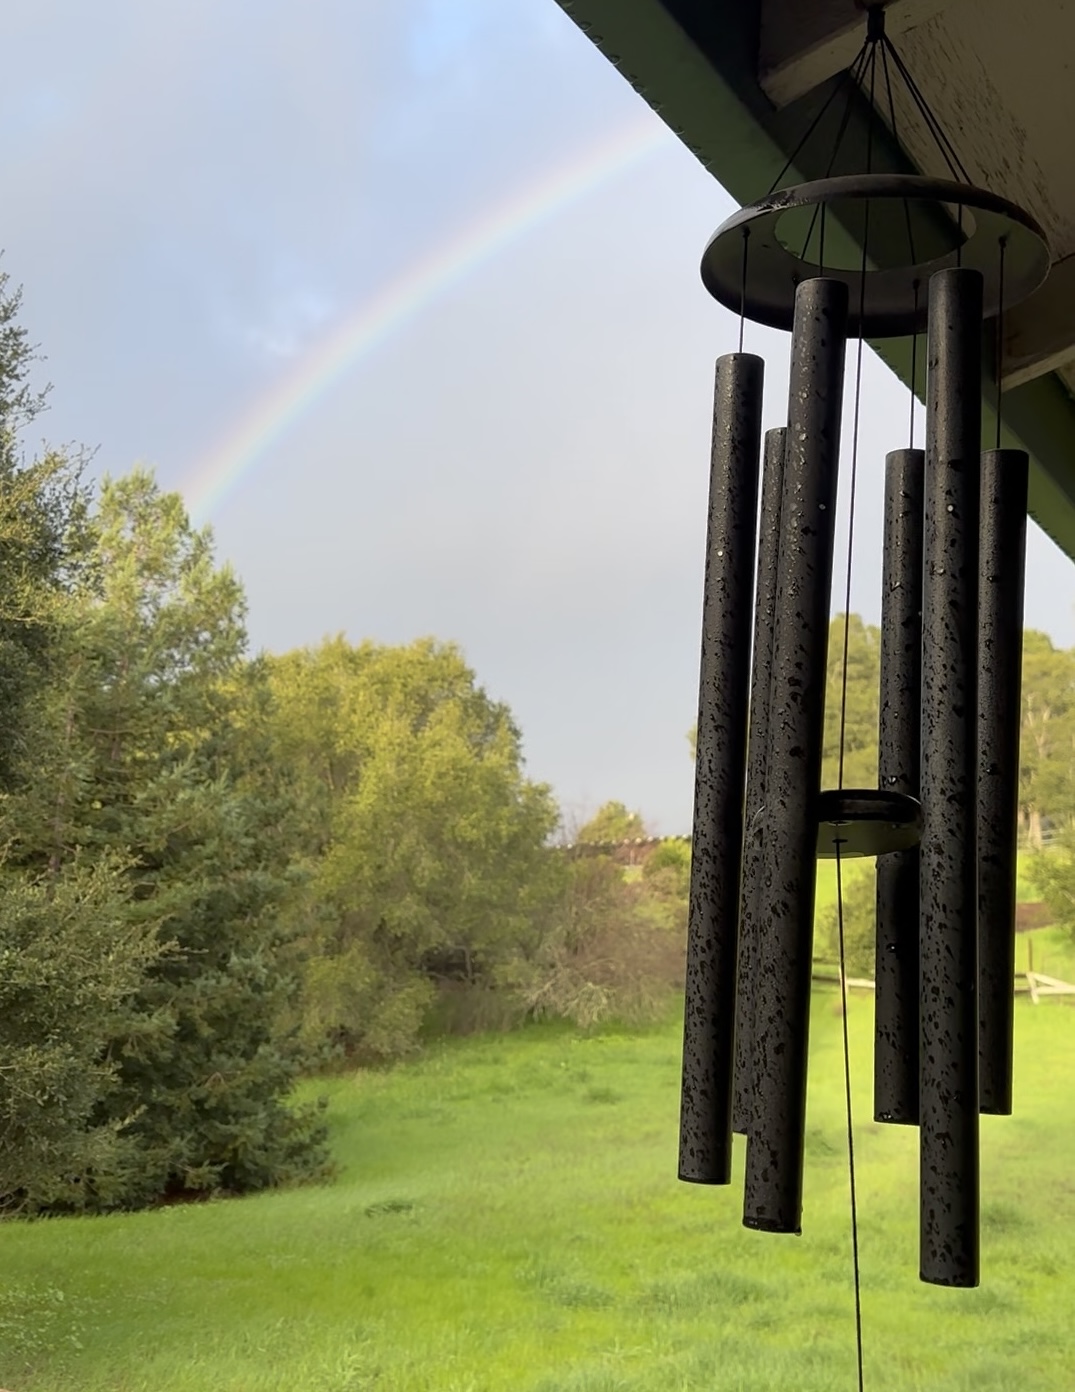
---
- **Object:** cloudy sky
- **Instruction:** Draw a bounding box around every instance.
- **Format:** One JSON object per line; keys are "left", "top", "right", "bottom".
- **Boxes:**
{"left": 5, "top": 0, "right": 1074, "bottom": 834}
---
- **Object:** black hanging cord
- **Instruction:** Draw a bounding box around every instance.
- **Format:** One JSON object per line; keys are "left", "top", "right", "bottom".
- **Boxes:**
{"left": 880, "top": 35, "right": 972, "bottom": 183}
{"left": 767, "top": 40, "right": 870, "bottom": 196}
{"left": 739, "top": 228, "right": 749, "bottom": 353}
{"left": 909, "top": 280, "right": 920, "bottom": 449}
{"left": 832, "top": 31, "right": 877, "bottom": 1392}
{"left": 819, "top": 203, "right": 828, "bottom": 275}
{"left": 798, "top": 43, "right": 873, "bottom": 262}
{"left": 879, "top": 38, "right": 917, "bottom": 269}
{"left": 770, "top": 4, "right": 976, "bottom": 264}
{"left": 837, "top": 302, "right": 868, "bottom": 1392}
{"left": 834, "top": 852, "right": 864, "bottom": 1392}
{"left": 996, "top": 236, "right": 1007, "bottom": 448}
{"left": 826, "top": 41, "right": 875, "bottom": 180}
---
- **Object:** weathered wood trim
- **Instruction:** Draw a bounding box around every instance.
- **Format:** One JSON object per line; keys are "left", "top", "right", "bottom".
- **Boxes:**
{"left": 553, "top": 0, "right": 1075, "bottom": 560}
{"left": 1003, "top": 254, "right": 1075, "bottom": 390}
{"left": 759, "top": 0, "right": 944, "bottom": 108}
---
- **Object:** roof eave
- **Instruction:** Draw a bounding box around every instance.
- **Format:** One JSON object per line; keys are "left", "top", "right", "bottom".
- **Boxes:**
{"left": 555, "top": 0, "right": 1075, "bottom": 558}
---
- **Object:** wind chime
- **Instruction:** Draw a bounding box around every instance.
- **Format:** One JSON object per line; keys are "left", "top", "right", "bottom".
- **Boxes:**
{"left": 678, "top": 5, "right": 1050, "bottom": 1300}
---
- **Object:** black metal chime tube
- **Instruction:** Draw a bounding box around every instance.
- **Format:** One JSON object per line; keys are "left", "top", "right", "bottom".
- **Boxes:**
{"left": 875, "top": 448, "right": 924, "bottom": 1126}
{"left": 743, "top": 279, "right": 848, "bottom": 1233}
{"left": 978, "top": 447, "right": 1029, "bottom": 1116}
{"left": 734, "top": 426, "right": 787, "bottom": 1136}
{"left": 679, "top": 352, "right": 764, "bottom": 1184}
{"left": 919, "top": 266, "right": 982, "bottom": 1287}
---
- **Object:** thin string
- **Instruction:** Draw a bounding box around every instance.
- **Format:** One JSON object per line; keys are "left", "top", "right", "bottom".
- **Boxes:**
{"left": 866, "top": 36, "right": 878, "bottom": 191}
{"left": 798, "top": 43, "right": 873, "bottom": 263}
{"left": 837, "top": 314, "right": 868, "bottom": 1392}
{"left": 909, "top": 282, "right": 920, "bottom": 449}
{"left": 767, "top": 42, "right": 870, "bottom": 195}
{"left": 835, "top": 850, "right": 864, "bottom": 1392}
{"left": 996, "top": 237, "right": 1007, "bottom": 448}
{"left": 829, "top": 41, "right": 875, "bottom": 179}
{"left": 819, "top": 203, "right": 827, "bottom": 276}
{"left": 832, "top": 41, "right": 875, "bottom": 1392}
{"left": 739, "top": 229, "right": 749, "bottom": 353}
{"left": 878, "top": 37, "right": 919, "bottom": 275}
{"left": 881, "top": 35, "right": 971, "bottom": 182}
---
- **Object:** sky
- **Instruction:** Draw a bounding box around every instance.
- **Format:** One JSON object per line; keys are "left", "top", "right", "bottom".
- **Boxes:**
{"left": 3, "top": 0, "right": 1075, "bottom": 835}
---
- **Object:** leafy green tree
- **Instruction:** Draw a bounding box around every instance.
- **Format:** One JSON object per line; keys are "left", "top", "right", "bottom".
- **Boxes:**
{"left": 1028, "top": 830, "right": 1075, "bottom": 933}
{"left": 822, "top": 613, "right": 880, "bottom": 790}
{"left": 816, "top": 864, "right": 875, "bottom": 978}
{"left": 1019, "top": 630, "right": 1075, "bottom": 844}
{"left": 576, "top": 801, "right": 647, "bottom": 844}
{"left": 689, "top": 614, "right": 880, "bottom": 796}
{"left": 267, "top": 637, "right": 561, "bottom": 1058}
{"left": 639, "top": 838, "right": 690, "bottom": 933}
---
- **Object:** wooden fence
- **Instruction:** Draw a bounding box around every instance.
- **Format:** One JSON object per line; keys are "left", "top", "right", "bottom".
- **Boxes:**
{"left": 812, "top": 962, "right": 1075, "bottom": 1003}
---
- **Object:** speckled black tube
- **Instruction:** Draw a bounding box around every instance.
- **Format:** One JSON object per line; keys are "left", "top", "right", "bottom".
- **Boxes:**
{"left": 733, "top": 426, "right": 787, "bottom": 1137}
{"left": 919, "top": 266, "right": 982, "bottom": 1288}
{"left": 875, "top": 448, "right": 924, "bottom": 1127}
{"left": 978, "top": 447, "right": 1028, "bottom": 1117}
{"left": 679, "top": 352, "right": 764, "bottom": 1185}
{"left": 742, "top": 278, "right": 848, "bottom": 1233}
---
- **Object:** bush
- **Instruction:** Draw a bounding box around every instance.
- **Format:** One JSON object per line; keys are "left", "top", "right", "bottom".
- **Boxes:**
{"left": 499, "top": 855, "right": 684, "bottom": 1030}
{"left": 1029, "top": 838, "right": 1075, "bottom": 934}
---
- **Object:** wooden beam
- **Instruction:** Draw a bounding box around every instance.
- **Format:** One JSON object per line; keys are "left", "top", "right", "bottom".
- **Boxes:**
{"left": 1003, "top": 255, "right": 1075, "bottom": 390}
{"left": 759, "top": 0, "right": 945, "bottom": 108}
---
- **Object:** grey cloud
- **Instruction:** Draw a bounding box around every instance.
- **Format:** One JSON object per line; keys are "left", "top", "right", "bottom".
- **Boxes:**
{"left": 2, "top": 1, "right": 1070, "bottom": 834}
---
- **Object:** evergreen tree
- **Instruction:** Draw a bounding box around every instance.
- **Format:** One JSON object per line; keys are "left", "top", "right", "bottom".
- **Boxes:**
{"left": 0, "top": 270, "right": 165, "bottom": 1210}
{"left": 8, "top": 472, "right": 327, "bottom": 1208}
{"left": 0, "top": 855, "right": 160, "bottom": 1212}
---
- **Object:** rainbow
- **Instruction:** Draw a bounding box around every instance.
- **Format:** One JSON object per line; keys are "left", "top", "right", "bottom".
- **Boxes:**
{"left": 184, "top": 116, "right": 671, "bottom": 522}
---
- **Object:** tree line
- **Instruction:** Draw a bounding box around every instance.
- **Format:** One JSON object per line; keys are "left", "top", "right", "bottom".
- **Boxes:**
{"left": 0, "top": 276, "right": 693, "bottom": 1215}
{"left": 818, "top": 613, "right": 1075, "bottom": 845}
{"left": 693, "top": 610, "right": 1075, "bottom": 843}
{"left": 807, "top": 617, "right": 1075, "bottom": 972}
{"left": 7, "top": 258, "right": 1075, "bottom": 1217}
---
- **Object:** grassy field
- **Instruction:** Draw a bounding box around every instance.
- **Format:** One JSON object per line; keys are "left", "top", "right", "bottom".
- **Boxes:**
{"left": 4, "top": 983, "right": 1075, "bottom": 1392}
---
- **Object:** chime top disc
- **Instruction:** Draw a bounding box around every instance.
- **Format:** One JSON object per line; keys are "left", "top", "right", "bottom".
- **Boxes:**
{"left": 701, "top": 173, "right": 1051, "bottom": 338}
{"left": 816, "top": 788, "right": 922, "bottom": 859}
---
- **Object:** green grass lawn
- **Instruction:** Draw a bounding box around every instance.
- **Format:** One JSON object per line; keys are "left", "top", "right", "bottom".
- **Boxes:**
{"left": 1016, "top": 924, "right": 1075, "bottom": 981}
{"left": 5, "top": 993, "right": 1075, "bottom": 1391}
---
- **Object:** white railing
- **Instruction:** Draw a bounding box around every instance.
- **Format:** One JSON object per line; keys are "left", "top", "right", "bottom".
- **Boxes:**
{"left": 812, "top": 964, "right": 1075, "bottom": 1003}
